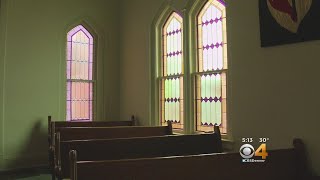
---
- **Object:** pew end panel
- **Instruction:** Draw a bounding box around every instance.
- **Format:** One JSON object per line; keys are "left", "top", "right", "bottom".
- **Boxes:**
{"left": 69, "top": 150, "right": 77, "bottom": 180}
{"left": 213, "top": 125, "right": 222, "bottom": 152}
{"left": 167, "top": 120, "right": 173, "bottom": 135}
{"left": 48, "top": 116, "right": 52, "bottom": 145}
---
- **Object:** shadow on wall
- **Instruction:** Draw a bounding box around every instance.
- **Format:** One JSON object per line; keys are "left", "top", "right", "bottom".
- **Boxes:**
{"left": 134, "top": 115, "right": 140, "bottom": 126}
{"left": 1, "top": 119, "right": 50, "bottom": 178}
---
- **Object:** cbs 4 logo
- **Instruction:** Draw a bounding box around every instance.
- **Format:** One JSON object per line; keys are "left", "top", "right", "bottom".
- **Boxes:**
{"left": 239, "top": 143, "right": 268, "bottom": 159}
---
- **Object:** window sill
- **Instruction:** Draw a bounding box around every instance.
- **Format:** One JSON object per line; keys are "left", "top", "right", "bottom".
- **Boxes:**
{"left": 172, "top": 130, "right": 235, "bottom": 152}
{"left": 172, "top": 129, "right": 185, "bottom": 135}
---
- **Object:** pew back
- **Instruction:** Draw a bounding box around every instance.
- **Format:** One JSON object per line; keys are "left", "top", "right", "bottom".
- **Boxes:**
{"left": 72, "top": 148, "right": 304, "bottom": 180}
{"left": 57, "top": 125, "right": 172, "bottom": 141}
{"left": 59, "top": 133, "right": 222, "bottom": 178}
{"left": 48, "top": 115, "right": 136, "bottom": 146}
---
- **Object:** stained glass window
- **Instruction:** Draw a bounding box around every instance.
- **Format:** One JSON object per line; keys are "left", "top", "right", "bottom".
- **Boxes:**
{"left": 160, "top": 12, "right": 184, "bottom": 129}
{"left": 196, "top": 0, "right": 227, "bottom": 133}
{"left": 66, "top": 25, "right": 94, "bottom": 121}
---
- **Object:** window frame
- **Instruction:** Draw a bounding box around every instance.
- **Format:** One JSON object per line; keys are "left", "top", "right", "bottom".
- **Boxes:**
{"left": 194, "top": 0, "right": 228, "bottom": 134}
{"left": 151, "top": 0, "right": 231, "bottom": 139}
{"left": 160, "top": 12, "right": 185, "bottom": 130}
{"left": 65, "top": 24, "right": 97, "bottom": 122}
{"left": 188, "top": 0, "right": 231, "bottom": 140}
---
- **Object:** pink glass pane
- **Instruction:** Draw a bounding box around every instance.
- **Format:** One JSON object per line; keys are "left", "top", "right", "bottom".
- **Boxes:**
{"left": 67, "top": 82, "right": 93, "bottom": 121}
{"left": 66, "top": 25, "right": 94, "bottom": 121}
{"left": 67, "top": 25, "right": 93, "bottom": 81}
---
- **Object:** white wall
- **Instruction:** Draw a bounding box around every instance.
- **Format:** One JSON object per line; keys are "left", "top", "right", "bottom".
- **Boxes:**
{"left": 119, "top": 0, "right": 320, "bottom": 175}
{"left": 0, "top": 0, "right": 121, "bottom": 169}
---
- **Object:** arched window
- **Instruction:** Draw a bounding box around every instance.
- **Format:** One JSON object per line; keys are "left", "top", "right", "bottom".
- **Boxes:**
{"left": 196, "top": 0, "right": 227, "bottom": 133}
{"left": 152, "top": 0, "right": 228, "bottom": 135}
{"left": 160, "top": 12, "right": 184, "bottom": 129}
{"left": 66, "top": 25, "right": 94, "bottom": 121}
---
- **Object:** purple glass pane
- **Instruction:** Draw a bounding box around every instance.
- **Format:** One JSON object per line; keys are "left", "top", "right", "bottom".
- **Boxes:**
{"left": 67, "top": 25, "right": 93, "bottom": 42}
{"left": 89, "top": 44, "right": 93, "bottom": 80}
{"left": 217, "top": 0, "right": 226, "bottom": 6}
{"left": 89, "top": 82, "right": 93, "bottom": 120}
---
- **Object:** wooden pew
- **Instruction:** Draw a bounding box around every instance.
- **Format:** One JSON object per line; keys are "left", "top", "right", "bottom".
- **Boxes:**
{"left": 51, "top": 123, "right": 173, "bottom": 178}
{"left": 58, "top": 131, "right": 222, "bottom": 179}
{"left": 48, "top": 115, "right": 136, "bottom": 147}
{"left": 69, "top": 138, "right": 313, "bottom": 180}
{"left": 47, "top": 115, "right": 136, "bottom": 180}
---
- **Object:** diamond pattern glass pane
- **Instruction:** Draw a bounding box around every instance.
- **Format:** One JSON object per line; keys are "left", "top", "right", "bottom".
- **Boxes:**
{"left": 162, "top": 12, "right": 183, "bottom": 76}
{"left": 196, "top": 72, "right": 226, "bottom": 133}
{"left": 160, "top": 12, "right": 184, "bottom": 130}
{"left": 161, "top": 77, "right": 184, "bottom": 129}
{"left": 197, "top": 0, "right": 227, "bottom": 134}
{"left": 198, "top": 1, "right": 227, "bottom": 72}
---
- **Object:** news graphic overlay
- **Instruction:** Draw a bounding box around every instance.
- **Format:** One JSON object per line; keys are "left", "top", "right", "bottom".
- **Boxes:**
{"left": 239, "top": 138, "right": 269, "bottom": 163}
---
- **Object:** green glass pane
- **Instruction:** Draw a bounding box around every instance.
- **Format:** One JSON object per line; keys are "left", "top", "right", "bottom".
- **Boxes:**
{"left": 164, "top": 80, "right": 168, "bottom": 99}
{"left": 215, "top": 74, "right": 222, "bottom": 125}
{"left": 201, "top": 76, "right": 205, "bottom": 97}
{"left": 164, "top": 77, "right": 181, "bottom": 122}
{"left": 176, "top": 78, "right": 180, "bottom": 97}
{"left": 172, "top": 79, "right": 176, "bottom": 98}
{"left": 177, "top": 56, "right": 182, "bottom": 74}
{"left": 200, "top": 74, "right": 222, "bottom": 125}
{"left": 168, "top": 79, "right": 172, "bottom": 98}
{"left": 165, "top": 101, "right": 168, "bottom": 121}
{"left": 205, "top": 75, "right": 210, "bottom": 98}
